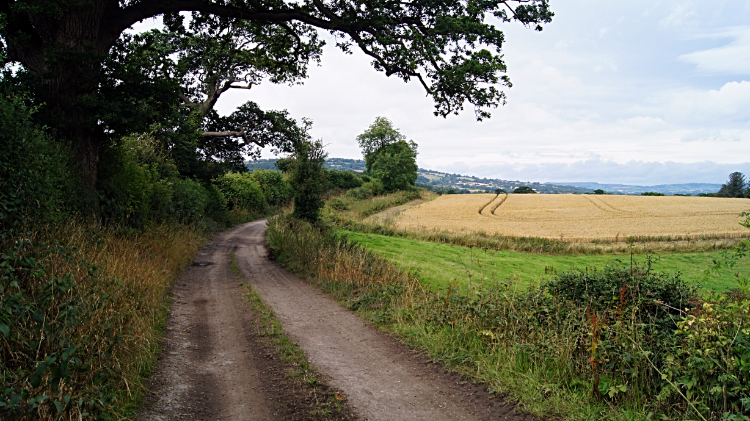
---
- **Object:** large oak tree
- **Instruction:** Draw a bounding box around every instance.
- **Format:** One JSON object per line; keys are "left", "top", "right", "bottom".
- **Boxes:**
{"left": 0, "top": 0, "right": 553, "bottom": 195}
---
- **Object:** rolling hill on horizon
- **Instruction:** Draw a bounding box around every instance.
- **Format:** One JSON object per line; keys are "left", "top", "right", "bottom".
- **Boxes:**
{"left": 246, "top": 158, "right": 723, "bottom": 195}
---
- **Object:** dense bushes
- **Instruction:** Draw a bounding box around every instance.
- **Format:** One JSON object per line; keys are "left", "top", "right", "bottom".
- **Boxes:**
{"left": 1, "top": 95, "right": 209, "bottom": 419}
{"left": 247, "top": 169, "right": 294, "bottom": 206}
{"left": 0, "top": 94, "right": 288, "bottom": 419}
{"left": 347, "top": 180, "right": 385, "bottom": 200}
{"left": 0, "top": 94, "right": 80, "bottom": 234}
{"left": 99, "top": 135, "right": 228, "bottom": 228}
{"left": 213, "top": 169, "right": 294, "bottom": 220}
{"left": 325, "top": 169, "right": 363, "bottom": 190}
{"left": 99, "top": 137, "right": 296, "bottom": 229}
{"left": 213, "top": 172, "right": 266, "bottom": 212}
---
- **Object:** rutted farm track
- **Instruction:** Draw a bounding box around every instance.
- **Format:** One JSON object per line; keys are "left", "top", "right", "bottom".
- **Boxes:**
{"left": 138, "top": 219, "right": 532, "bottom": 421}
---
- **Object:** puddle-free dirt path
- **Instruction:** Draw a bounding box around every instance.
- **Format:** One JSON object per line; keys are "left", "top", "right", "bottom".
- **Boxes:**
{"left": 140, "top": 219, "right": 533, "bottom": 421}
{"left": 137, "top": 232, "right": 276, "bottom": 421}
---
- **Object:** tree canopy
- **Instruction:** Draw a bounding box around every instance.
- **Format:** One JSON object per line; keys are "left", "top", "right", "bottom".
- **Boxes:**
{"left": 513, "top": 186, "right": 536, "bottom": 194}
{"left": 357, "top": 117, "right": 418, "bottom": 192}
{"left": 371, "top": 140, "right": 419, "bottom": 192}
{"left": 357, "top": 117, "right": 407, "bottom": 172}
{"left": 0, "top": 0, "right": 553, "bottom": 198}
{"left": 717, "top": 172, "right": 747, "bottom": 198}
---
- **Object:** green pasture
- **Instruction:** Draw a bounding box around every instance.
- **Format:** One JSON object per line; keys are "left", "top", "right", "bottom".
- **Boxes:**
{"left": 340, "top": 230, "right": 748, "bottom": 292}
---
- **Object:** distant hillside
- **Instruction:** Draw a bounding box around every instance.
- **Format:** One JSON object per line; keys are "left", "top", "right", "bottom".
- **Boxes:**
{"left": 555, "top": 182, "right": 722, "bottom": 196}
{"left": 415, "top": 169, "right": 593, "bottom": 194}
{"left": 246, "top": 158, "right": 592, "bottom": 194}
{"left": 246, "top": 158, "right": 724, "bottom": 195}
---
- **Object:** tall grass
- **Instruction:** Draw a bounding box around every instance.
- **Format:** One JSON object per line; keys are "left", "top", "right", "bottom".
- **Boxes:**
{"left": 267, "top": 214, "right": 750, "bottom": 421}
{"left": 0, "top": 221, "right": 206, "bottom": 420}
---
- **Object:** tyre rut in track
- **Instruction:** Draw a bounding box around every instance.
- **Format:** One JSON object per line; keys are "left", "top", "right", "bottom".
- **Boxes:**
{"left": 233, "top": 219, "right": 534, "bottom": 421}
{"left": 137, "top": 238, "right": 274, "bottom": 420}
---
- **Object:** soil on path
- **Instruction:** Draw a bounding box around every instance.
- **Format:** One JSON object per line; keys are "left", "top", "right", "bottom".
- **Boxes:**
{"left": 139, "top": 219, "right": 535, "bottom": 421}
{"left": 137, "top": 228, "right": 356, "bottom": 420}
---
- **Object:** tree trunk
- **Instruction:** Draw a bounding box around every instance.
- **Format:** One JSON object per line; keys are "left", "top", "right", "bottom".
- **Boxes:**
{"left": 3, "top": 0, "right": 119, "bottom": 204}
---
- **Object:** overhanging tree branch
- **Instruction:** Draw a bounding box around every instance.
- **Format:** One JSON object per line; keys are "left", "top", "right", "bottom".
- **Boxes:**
{"left": 201, "top": 130, "right": 245, "bottom": 137}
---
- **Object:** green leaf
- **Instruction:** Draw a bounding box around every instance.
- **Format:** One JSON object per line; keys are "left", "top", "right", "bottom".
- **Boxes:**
{"left": 30, "top": 373, "right": 42, "bottom": 388}
{"left": 0, "top": 322, "right": 8, "bottom": 337}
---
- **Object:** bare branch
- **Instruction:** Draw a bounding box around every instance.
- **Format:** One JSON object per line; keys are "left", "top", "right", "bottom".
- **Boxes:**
{"left": 229, "top": 84, "right": 254, "bottom": 89}
{"left": 178, "top": 90, "right": 197, "bottom": 108}
{"left": 201, "top": 130, "right": 246, "bottom": 137}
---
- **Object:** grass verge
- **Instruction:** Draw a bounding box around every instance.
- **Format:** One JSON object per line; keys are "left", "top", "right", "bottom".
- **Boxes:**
{"left": 1, "top": 221, "right": 208, "bottom": 420}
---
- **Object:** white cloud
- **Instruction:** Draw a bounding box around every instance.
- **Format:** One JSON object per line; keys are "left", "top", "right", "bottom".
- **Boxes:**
{"left": 679, "top": 27, "right": 750, "bottom": 75}
{"left": 680, "top": 129, "right": 750, "bottom": 143}
{"left": 659, "top": 2, "right": 698, "bottom": 29}
{"left": 662, "top": 80, "right": 750, "bottom": 126}
{"left": 618, "top": 116, "right": 667, "bottom": 131}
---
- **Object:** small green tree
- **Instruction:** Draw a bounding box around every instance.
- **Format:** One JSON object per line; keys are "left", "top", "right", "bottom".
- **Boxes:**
{"left": 717, "top": 172, "right": 747, "bottom": 198}
{"left": 357, "top": 117, "right": 407, "bottom": 172}
{"left": 371, "top": 140, "right": 419, "bottom": 192}
{"left": 291, "top": 139, "right": 328, "bottom": 222}
{"left": 357, "top": 117, "right": 418, "bottom": 192}
{"left": 593, "top": 189, "right": 606, "bottom": 195}
{"left": 513, "top": 186, "right": 536, "bottom": 194}
{"left": 494, "top": 188, "right": 507, "bottom": 194}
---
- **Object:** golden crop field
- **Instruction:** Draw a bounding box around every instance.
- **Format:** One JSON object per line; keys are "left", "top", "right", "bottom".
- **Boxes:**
{"left": 394, "top": 193, "right": 750, "bottom": 241}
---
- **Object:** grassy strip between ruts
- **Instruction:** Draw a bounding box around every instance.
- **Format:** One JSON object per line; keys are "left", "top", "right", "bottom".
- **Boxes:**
{"left": 339, "top": 230, "right": 750, "bottom": 292}
{"left": 267, "top": 214, "right": 750, "bottom": 421}
{"left": 230, "top": 252, "right": 358, "bottom": 421}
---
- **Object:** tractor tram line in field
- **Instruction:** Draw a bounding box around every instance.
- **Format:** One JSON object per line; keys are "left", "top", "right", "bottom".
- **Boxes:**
{"left": 489, "top": 193, "right": 509, "bottom": 216}
{"left": 477, "top": 193, "right": 500, "bottom": 215}
{"left": 583, "top": 194, "right": 633, "bottom": 215}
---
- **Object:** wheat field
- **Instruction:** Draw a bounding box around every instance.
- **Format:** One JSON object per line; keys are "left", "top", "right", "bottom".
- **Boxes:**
{"left": 394, "top": 193, "right": 750, "bottom": 241}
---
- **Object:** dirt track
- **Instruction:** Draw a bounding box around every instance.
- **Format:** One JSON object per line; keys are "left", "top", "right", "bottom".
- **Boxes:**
{"left": 139, "top": 219, "right": 533, "bottom": 421}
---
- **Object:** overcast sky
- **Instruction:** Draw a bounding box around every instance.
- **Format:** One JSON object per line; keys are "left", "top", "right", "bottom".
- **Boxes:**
{"left": 183, "top": 1, "right": 750, "bottom": 185}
